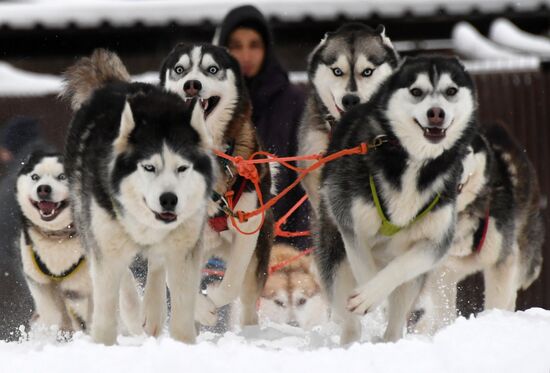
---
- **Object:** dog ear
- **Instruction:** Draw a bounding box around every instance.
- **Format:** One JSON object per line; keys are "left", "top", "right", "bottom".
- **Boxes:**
{"left": 190, "top": 98, "right": 212, "bottom": 148}
{"left": 375, "top": 24, "right": 385, "bottom": 36}
{"left": 113, "top": 100, "right": 135, "bottom": 155}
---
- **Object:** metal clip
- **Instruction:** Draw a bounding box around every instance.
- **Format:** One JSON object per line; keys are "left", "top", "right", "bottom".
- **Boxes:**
{"left": 225, "top": 164, "right": 234, "bottom": 178}
{"left": 371, "top": 135, "right": 388, "bottom": 148}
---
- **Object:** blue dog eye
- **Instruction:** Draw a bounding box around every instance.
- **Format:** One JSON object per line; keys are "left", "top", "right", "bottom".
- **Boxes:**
{"left": 142, "top": 164, "right": 156, "bottom": 172}
{"left": 332, "top": 68, "right": 343, "bottom": 77}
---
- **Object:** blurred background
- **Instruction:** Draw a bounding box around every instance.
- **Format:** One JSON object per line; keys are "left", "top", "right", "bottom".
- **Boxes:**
{"left": 0, "top": 0, "right": 548, "bottom": 315}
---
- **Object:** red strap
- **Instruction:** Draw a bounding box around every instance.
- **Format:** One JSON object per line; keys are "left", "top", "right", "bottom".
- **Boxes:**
{"left": 208, "top": 177, "right": 248, "bottom": 233}
{"left": 274, "top": 194, "right": 311, "bottom": 238}
{"left": 474, "top": 207, "right": 490, "bottom": 253}
{"left": 268, "top": 247, "right": 315, "bottom": 275}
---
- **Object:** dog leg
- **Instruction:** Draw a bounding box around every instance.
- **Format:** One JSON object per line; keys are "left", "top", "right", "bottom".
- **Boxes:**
{"left": 207, "top": 196, "right": 261, "bottom": 308}
{"left": 331, "top": 260, "right": 362, "bottom": 345}
{"left": 119, "top": 268, "right": 143, "bottom": 336}
{"left": 90, "top": 254, "right": 129, "bottom": 345}
{"left": 165, "top": 241, "right": 202, "bottom": 344}
{"left": 484, "top": 252, "right": 520, "bottom": 311}
{"left": 240, "top": 255, "right": 261, "bottom": 326}
{"left": 348, "top": 241, "right": 442, "bottom": 316}
{"left": 142, "top": 256, "right": 166, "bottom": 337}
{"left": 27, "top": 282, "right": 65, "bottom": 329}
{"left": 384, "top": 277, "right": 424, "bottom": 342}
{"left": 414, "top": 266, "right": 461, "bottom": 335}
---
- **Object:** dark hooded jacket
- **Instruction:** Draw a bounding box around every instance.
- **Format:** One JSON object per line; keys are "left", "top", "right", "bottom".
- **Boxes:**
{"left": 216, "top": 5, "right": 310, "bottom": 249}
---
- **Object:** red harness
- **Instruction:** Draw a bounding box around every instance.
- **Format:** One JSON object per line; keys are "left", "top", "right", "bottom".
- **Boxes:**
{"left": 208, "top": 177, "right": 248, "bottom": 232}
{"left": 474, "top": 207, "right": 490, "bottom": 253}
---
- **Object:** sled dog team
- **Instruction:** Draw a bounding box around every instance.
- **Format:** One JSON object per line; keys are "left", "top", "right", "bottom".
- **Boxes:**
{"left": 16, "top": 23, "right": 543, "bottom": 345}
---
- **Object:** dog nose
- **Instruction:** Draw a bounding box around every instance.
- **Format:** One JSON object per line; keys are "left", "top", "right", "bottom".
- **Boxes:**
{"left": 37, "top": 184, "right": 52, "bottom": 199}
{"left": 287, "top": 320, "right": 299, "bottom": 328}
{"left": 159, "top": 192, "right": 178, "bottom": 211}
{"left": 183, "top": 80, "right": 202, "bottom": 97}
{"left": 342, "top": 94, "right": 360, "bottom": 110}
{"left": 427, "top": 107, "right": 445, "bottom": 126}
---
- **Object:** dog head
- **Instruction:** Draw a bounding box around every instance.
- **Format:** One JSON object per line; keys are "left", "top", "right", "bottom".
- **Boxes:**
{"left": 111, "top": 92, "right": 215, "bottom": 230}
{"left": 308, "top": 23, "right": 399, "bottom": 121}
{"left": 160, "top": 44, "right": 247, "bottom": 146}
{"left": 382, "top": 56, "right": 477, "bottom": 160}
{"left": 259, "top": 244, "right": 327, "bottom": 330}
{"left": 16, "top": 152, "right": 72, "bottom": 231}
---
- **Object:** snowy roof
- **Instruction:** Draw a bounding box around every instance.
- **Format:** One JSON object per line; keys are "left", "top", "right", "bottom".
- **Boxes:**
{"left": 0, "top": 0, "right": 548, "bottom": 29}
{"left": 0, "top": 58, "right": 540, "bottom": 97}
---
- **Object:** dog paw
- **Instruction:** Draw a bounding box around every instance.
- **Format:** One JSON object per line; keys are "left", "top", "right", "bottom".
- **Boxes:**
{"left": 194, "top": 295, "right": 218, "bottom": 326}
{"left": 143, "top": 314, "right": 164, "bottom": 337}
{"left": 346, "top": 283, "right": 385, "bottom": 315}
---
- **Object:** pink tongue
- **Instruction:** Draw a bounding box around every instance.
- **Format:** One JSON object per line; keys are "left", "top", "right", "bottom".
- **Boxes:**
{"left": 38, "top": 201, "right": 56, "bottom": 214}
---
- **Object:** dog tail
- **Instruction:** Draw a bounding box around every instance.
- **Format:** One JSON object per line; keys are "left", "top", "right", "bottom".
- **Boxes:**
{"left": 61, "top": 48, "right": 131, "bottom": 111}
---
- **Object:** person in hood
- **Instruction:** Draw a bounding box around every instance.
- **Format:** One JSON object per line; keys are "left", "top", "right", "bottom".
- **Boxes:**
{"left": 215, "top": 5, "right": 311, "bottom": 249}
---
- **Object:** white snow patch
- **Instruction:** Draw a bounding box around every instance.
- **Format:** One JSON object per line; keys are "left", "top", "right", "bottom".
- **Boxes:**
{"left": 1, "top": 308, "right": 550, "bottom": 373}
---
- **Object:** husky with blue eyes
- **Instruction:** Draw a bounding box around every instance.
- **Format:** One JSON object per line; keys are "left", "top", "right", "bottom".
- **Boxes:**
{"left": 297, "top": 23, "right": 399, "bottom": 214}
{"left": 160, "top": 44, "right": 273, "bottom": 328}
{"left": 62, "top": 49, "right": 215, "bottom": 345}
{"left": 316, "top": 56, "right": 478, "bottom": 344}
{"left": 16, "top": 151, "right": 93, "bottom": 334}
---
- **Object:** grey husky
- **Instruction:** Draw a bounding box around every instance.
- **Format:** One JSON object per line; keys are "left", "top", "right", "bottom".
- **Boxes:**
{"left": 317, "top": 56, "right": 478, "bottom": 344}
{"left": 160, "top": 44, "right": 273, "bottom": 326}
{"left": 413, "top": 125, "right": 544, "bottom": 334}
{"left": 297, "top": 23, "right": 399, "bottom": 214}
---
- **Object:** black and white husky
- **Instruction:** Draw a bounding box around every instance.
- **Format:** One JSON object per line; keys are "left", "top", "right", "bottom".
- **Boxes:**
{"left": 16, "top": 152, "right": 91, "bottom": 333}
{"left": 317, "top": 56, "right": 477, "bottom": 344}
{"left": 414, "top": 125, "right": 544, "bottom": 334}
{"left": 62, "top": 49, "right": 215, "bottom": 345}
{"left": 160, "top": 44, "right": 273, "bottom": 326}
{"left": 297, "top": 23, "right": 399, "bottom": 213}
{"left": 16, "top": 151, "right": 145, "bottom": 337}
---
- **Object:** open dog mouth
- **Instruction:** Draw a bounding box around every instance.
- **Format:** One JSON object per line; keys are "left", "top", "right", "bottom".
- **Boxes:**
{"left": 183, "top": 96, "right": 221, "bottom": 119}
{"left": 31, "top": 199, "right": 68, "bottom": 221}
{"left": 414, "top": 119, "right": 447, "bottom": 143}
{"left": 154, "top": 211, "right": 178, "bottom": 223}
{"left": 332, "top": 96, "right": 344, "bottom": 116}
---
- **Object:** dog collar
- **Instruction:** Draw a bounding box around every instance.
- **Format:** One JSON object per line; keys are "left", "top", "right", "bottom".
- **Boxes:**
{"left": 30, "top": 244, "right": 86, "bottom": 281}
{"left": 31, "top": 222, "right": 77, "bottom": 241}
{"left": 369, "top": 175, "right": 440, "bottom": 236}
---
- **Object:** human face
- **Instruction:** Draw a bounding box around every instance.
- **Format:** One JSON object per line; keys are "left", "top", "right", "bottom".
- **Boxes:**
{"left": 227, "top": 27, "right": 265, "bottom": 78}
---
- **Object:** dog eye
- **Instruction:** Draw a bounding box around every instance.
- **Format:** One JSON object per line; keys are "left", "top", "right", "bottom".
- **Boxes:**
{"left": 31, "top": 174, "right": 40, "bottom": 181}
{"left": 274, "top": 300, "right": 285, "bottom": 307}
{"left": 142, "top": 164, "right": 156, "bottom": 173}
{"left": 297, "top": 298, "right": 307, "bottom": 306}
{"left": 446, "top": 87, "right": 458, "bottom": 96}
{"left": 208, "top": 66, "right": 219, "bottom": 74}
{"left": 177, "top": 165, "right": 188, "bottom": 173}
{"left": 174, "top": 65, "right": 184, "bottom": 75}
{"left": 57, "top": 173, "right": 66, "bottom": 181}
{"left": 410, "top": 88, "right": 423, "bottom": 97}
{"left": 331, "top": 67, "right": 344, "bottom": 77}
{"left": 362, "top": 68, "right": 374, "bottom": 77}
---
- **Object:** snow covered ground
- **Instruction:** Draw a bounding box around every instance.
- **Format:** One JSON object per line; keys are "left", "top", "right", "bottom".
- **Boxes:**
{"left": 2, "top": 308, "right": 550, "bottom": 373}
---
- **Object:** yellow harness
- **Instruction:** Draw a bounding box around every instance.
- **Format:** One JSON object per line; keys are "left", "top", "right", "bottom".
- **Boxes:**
{"left": 369, "top": 175, "right": 441, "bottom": 236}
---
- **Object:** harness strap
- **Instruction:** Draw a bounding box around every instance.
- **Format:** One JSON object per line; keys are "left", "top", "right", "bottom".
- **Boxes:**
{"left": 208, "top": 176, "right": 248, "bottom": 232}
{"left": 30, "top": 245, "right": 86, "bottom": 281}
{"left": 369, "top": 175, "right": 441, "bottom": 236}
{"left": 473, "top": 207, "right": 491, "bottom": 253}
